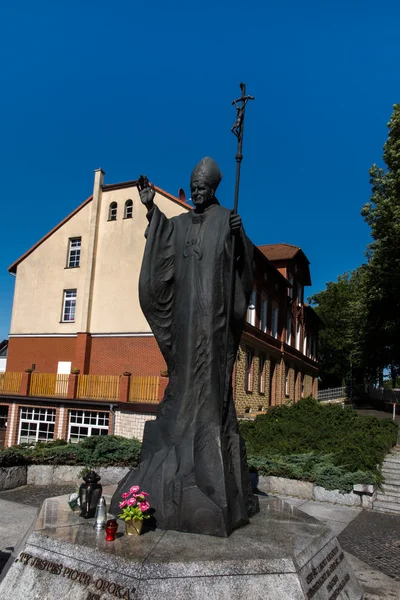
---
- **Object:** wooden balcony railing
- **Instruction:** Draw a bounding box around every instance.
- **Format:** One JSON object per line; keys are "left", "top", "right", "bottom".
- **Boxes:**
{"left": 77, "top": 375, "right": 120, "bottom": 400}
{"left": 30, "top": 373, "right": 69, "bottom": 397}
{"left": 129, "top": 376, "right": 159, "bottom": 403}
{"left": 0, "top": 371, "right": 162, "bottom": 404}
{"left": 0, "top": 372, "right": 22, "bottom": 395}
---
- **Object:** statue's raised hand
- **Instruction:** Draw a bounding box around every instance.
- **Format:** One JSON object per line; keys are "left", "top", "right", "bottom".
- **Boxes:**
{"left": 138, "top": 175, "right": 155, "bottom": 210}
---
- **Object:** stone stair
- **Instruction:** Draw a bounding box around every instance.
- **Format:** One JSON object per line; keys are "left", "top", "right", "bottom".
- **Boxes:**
{"left": 374, "top": 446, "right": 400, "bottom": 515}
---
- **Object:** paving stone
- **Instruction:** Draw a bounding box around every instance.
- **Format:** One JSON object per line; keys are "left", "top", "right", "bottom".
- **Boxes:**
{"left": 0, "top": 484, "right": 76, "bottom": 507}
{"left": 338, "top": 510, "right": 400, "bottom": 582}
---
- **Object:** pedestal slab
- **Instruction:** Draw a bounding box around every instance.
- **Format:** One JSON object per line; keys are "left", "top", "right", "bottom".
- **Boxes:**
{"left": 0, "top": 487, "right": 363, "bottom": 600}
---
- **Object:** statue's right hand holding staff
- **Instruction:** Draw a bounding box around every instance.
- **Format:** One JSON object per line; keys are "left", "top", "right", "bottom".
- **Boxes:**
{"left": 138, "top": 175, "right": 155, "bottom": 211}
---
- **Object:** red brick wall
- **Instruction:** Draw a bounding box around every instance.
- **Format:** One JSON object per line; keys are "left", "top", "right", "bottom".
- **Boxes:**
{"left": 89, "top": 336, "right": 166, "bottom": 375}
{"left": 7, "top": 337, "right": 76, "bottom": 372}
{"left": 7, "top": 335, "right": 166, "bottom": 377}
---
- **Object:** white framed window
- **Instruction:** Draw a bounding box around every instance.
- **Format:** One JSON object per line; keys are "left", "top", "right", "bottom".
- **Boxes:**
{"left": 285, "top": 367, "right": 290, "bottom": 397}
{"left": 67, "top": 237, "right": 81, "bottom": 268}
{"left": 260, "top": 296, "right": 268, "bottom": 333}
{"left": 298, "top": 283, "right": 303, "bottom": 305}
{"left": 68, "top": 410, "right": 109, "bottom": 443}
{"left": 308, "top": 335, "right": 313, "bottom": 359}
{"left": 18, "top": 408, "right": 56, "bottom": 445}
{"left": 271, "top": 303, "right": 279, "bottom": 339}
{"left": 62, "top": 289, "right": 77, "bottom": 322}
{"left": 286, "top": 311, "right": 292, "bottom": 345}
{"left": 245, "top": 349, "right": 254, "bottom": 392}
{"left": 312, "top": 337, "right": 317, "bottom": 360}
{"left": 108, "top": 202, "right": 117, "bottom": 221}
{"left": 296, "top": 321, "right": 301, "bottom": 351}
{"left": 303, "top": 333, "right": 307, "bottom": 355}
{"left": 259, "top": 354, "right": 266, "bottom": 394}
{"left": 288, "top": 273, "right": 294, "bottom": 298}
{"left": 247, "top": 291, "right": 256, "bottom": 326}
{"left": 124, "top": 199, "right": 133, "bottom": 219}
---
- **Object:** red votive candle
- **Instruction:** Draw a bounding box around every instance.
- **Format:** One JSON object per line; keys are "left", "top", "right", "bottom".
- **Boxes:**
{"left": 105, "top": 519, "right": 118, "bottom": 541}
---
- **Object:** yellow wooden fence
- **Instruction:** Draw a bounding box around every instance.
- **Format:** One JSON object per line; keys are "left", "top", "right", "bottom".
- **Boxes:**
{"left": 0, "top": 372, "right": 22, "bottom": 395}
{"left": 77, "top": 375, "right": 120, "bottom": 400}
{"left": 129, "top": 376, "right": 159, "bottom": 403}
{"left": 30, "top": 373, "right": 69, "bottom": 397}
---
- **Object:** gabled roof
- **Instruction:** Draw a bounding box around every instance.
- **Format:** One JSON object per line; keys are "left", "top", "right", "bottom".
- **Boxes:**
{"left": 253, "top": 247, "right": 292, "bottom": 288}
{"left": 8, "top": 180, "right": 190, "bottom": 275}
{"left": 257, "top": 243, "right": 311, "bottom": 286}
{"left": 257, "top": 243, "right": 309, "bottom": 263}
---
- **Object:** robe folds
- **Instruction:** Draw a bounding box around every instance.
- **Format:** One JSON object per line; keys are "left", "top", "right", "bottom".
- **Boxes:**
{"left": 110, "top": 202, "right": 259, "bottom": 536}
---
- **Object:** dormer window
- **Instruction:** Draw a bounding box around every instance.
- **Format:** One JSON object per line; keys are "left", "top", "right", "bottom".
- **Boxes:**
{"left": 108, "top": 202, "right": 117, "bottom": 221}
{"left": 298, "top": 283, "right": 303, "bottom": 305}
{"left": 286, "top": 311, "right": 292, "bottom": 345}
{"left": 124, "top": 199, "right": 133, "bottom": 219}
{"left": 246, "top": 290, "right": 256, "bottom": 326}
{"left": 288, "top": 273, "right": 294, "bottom": 298}
{"left": 271, "top": 302, "right": 279, "bottom": 339}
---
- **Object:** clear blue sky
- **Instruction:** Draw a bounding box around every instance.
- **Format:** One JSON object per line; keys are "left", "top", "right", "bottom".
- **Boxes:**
{"left": 0, "top": 0, "right": 398, "bottom": 340}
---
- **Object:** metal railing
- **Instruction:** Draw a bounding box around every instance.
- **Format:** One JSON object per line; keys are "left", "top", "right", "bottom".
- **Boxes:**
{"left": 77, "top": 374, "right": 119, "bottom": 400}
{"left": 0, "top": 371, "right": 22, "bottom": 395}
{"left": 129, "top": 376, "right": 159, "bottom": 403}
{"left": 318, "top": 386, "right": 347, "bottom": 402}
{"left": 30, "top": 373, "right": 69, "bottom": 397}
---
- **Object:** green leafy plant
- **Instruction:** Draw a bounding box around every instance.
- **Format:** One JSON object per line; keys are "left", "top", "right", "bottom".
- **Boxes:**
{"left": 240, "top": 397, "right": 397, "bottom": 492}
{"left": 118, "top": 486, "right": 151, "bottom": 521}
{"left": 0, "top": 435, "right": 142, "bottom": 468}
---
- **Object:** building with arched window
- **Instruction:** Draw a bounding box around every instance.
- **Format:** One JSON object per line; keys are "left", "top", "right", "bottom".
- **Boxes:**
{"left": 1, "top": 169, "right": 319, "bottom": 446}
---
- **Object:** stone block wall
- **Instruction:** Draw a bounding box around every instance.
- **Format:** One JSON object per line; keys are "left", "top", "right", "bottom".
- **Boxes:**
{"left": 303, "top": 374, "right": 313, "bottom": 397}
{"left": 114, "top": 410, "right": 156, "bottom": 441}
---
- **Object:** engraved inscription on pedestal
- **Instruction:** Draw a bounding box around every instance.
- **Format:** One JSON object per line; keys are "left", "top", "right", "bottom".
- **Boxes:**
{"left": 17, "top": 551, "right": 136, "bottom": 599}
{"left": 298, "top": 539, "right": 361, "bottom": 600}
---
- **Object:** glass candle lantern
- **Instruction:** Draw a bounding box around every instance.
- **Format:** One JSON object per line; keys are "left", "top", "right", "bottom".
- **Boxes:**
{"left": 79, "top": 471, "right": 102, "bottom": 519}
{"left": 93, "top": 496, "right": 107, "bottom": 530}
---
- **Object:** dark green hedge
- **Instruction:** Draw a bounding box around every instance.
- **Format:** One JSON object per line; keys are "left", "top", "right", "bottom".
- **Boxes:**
{"left": 241, "top": 397, "right": 398, "bottom": 492}
{"left": 0, "top": 435, "right": 141, "bottom": 468}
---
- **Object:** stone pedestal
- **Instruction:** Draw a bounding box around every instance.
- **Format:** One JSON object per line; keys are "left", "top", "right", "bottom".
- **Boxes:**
{"left": 0, "top": 487, "right": 363, "bottom": 599}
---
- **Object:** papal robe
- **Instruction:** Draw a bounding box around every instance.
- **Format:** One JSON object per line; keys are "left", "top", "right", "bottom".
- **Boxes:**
{"left": 110, "top": 201, "right": 259, "bottom": 536}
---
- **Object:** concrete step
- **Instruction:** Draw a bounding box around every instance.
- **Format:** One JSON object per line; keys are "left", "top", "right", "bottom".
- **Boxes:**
{"left": 382, "top": 460, "right": 400, "bottom": 470}
{"left": 376, "top": 492, "right": 400, "bottom": 504}
{"left": 373, "top": 500, "right": 400, "bottom": 515}
{"left": 381, "top": 483, "right": 400, "bottom": 496}
{"left": 382, "top": 462, "right": 400, "bottom": 470}
{"left": 385, "top": 455, "right": 400, "bottom": 464}
{"left": 381, "top": 470, "right": 400, "bottom": 483}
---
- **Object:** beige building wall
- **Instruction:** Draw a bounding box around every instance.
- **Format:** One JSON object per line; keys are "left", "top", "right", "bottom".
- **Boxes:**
{"left": 90, "top": 187, "right": 187, "bottom": 333}
{"left": 9, "top": 175, "right": 189, "bottom": 336}
{"left": 10, "top": 202, "right": 92, "bottom": 334}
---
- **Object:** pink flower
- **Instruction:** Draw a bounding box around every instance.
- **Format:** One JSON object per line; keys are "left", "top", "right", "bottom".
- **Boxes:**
{"left": 119, "top": 500, "right": 128, "bottom": 508}
{"left": 122, "top": 492, "right": 131, "bottom": 499}
{"left": 139, "top": 501, "right": 150, "bottom": 512}
{"left": 140, "top": 492, "right": 149, "bottom": 497}
{"left": 127, "top": 497, "right": 136, "bottom": 506}
{"left": 130, "top": 486, "right": 140, "bottom": 494}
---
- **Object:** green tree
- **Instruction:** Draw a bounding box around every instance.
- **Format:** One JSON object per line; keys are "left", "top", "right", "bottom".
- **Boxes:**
{"left": 309, "top": 269, "right": 368, "bottom": 388}
{"left": 362, "top": 104, "right": 400, "bottom": 384}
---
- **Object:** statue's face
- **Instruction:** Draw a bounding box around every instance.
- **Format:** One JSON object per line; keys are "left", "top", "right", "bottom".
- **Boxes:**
{"left": 190, "top": 178, "right": 214, "bottom": 207}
